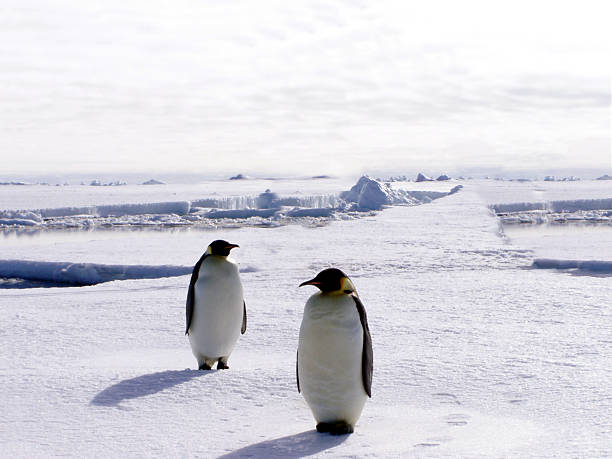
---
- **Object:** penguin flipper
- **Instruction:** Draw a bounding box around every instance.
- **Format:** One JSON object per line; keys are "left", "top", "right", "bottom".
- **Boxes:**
{"left": 296, "top": 350, "right": 301, "bottom": 393}
{"left": 241, "top": 300, "right": 247, "bottom": 334}
{"left": 185, "top": 253, "right": 209, "bottom": 335}
{"left": 352, "top": 295, "right": 373, "bottom": 397}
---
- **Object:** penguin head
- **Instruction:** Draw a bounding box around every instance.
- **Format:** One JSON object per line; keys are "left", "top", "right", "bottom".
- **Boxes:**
{"left": 299, "top": 268, "right": 356, "bottom": 294}
{"left": 206, "top": 240, "right": 239, "bottom": 257}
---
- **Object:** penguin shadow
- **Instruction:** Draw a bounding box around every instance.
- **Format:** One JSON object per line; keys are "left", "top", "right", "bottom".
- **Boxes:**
{"left": 219, "top": 430, "right": 348, "bottom": 459}
{"left": 91, "top": 369, "right": 209, "bottom": 407}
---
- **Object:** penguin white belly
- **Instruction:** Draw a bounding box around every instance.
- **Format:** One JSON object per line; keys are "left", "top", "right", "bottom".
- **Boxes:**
{"left": 298, "top": 294, "right": 368, "bottom": 426}
{"left": 188, "top": 257, "right": 243, "bottom": 360}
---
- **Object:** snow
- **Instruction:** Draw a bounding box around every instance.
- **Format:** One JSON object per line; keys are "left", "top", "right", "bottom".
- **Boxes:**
{"left": 339, "top": 176, "right": 454, "bottom": 210}
{"left": 476, "top": 179, "right": 612, "bottom": 204}
{"left": 0, "top": 260, "right": 192, "bottom": 286}
{"left": 1, "top": 180, "right": 611, "bottom": 457}
{"left": 0, "top": 176, "right": 455, "bottom": 230}
{"left": 493, "top": 197, "right": 612, "bottom": 214}
{"left": 532, "top": 259, "right": 612, "bottom": 274}
{"left": 0, "top": 177, "right": 354, "bottom": 211}
{"left": 416, "top": 172, "right": 434, "bottom": 182}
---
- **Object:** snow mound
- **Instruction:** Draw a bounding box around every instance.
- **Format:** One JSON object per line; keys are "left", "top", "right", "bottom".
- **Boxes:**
{"left": 0, "top": 260, "right": 192, "bottom": 286}
{"left": 340, "top": 176, "right": 457, "bottom": 210}
{"left": 142, "top": 179, "right": 165, "bottom": 185}
{"left": 596, "top": 174, "right": 612, "bottom": 180}
{"left": 340, "top": 176, "right": 389, "bottom": 210}
{"left": 229, "top": 174, "right": 248, "bottom": 180}
{"left": 532, "top": 259, "right": 612, "bottom": 274}
{"left": 436, "top": 174, "right": 451, "bottom": 181}
{"left": 416, "top": 173, "right": 434, "bottom": 182}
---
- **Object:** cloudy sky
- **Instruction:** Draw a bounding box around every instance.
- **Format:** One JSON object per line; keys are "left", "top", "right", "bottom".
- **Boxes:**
{"left": 1, "top": 0, "right": 610, "bottom": 178}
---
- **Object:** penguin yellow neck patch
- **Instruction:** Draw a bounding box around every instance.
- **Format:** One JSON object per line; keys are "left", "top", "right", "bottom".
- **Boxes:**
{"left": 340, "top": 277, "right": 356, "bottom": 294}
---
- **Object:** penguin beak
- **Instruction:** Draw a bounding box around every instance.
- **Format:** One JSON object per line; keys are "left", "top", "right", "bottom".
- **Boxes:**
{"left": 299, "top": 279, "right": 321, "bottom": 287}
{"left": 225, "top": 243, "right": 239, "bottom": 250}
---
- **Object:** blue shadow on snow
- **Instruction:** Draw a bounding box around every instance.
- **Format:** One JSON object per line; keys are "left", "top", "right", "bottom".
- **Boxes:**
{"left": 91, "top": 369, "right": 208, "bottom": 407}
{"left": 219, "top": 430, "right": 348, "bottom": 458}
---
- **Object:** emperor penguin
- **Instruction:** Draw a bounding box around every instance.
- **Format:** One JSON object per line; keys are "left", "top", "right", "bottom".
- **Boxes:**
{"left": 185, "top": 240, "right": 247, "bottom": 370}
{"left": 297, "top": 268, "right": 373, "bottom": 435}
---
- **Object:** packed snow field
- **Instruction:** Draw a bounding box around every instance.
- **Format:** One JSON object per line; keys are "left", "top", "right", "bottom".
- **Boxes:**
{"left": 1, "top": 177, "right": 611, "bottom": 457}
{"left": 0, "top": 177, "right": 457, "bottom": 231}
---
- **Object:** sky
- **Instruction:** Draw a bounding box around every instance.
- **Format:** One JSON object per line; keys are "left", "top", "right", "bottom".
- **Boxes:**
{"left": 1, "top": 0, "right": 610, "bottom": 179}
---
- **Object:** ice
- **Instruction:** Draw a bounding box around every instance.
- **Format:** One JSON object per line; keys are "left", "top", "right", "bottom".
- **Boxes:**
{"left": 0, "top": 180, "right": 610, "bottom": 457}
{"left": 0, "top": 260, "right": 191, "bottom": 286}
{"left": 339, "top": 176, "right": 454, "bottom": 210}
{"left": 532, "top": 258, "right": 612, "bottom": 273}
{"left": 493, "top": 197, "right": 612, "bottom": 214}
{"left": 203, "top": 208, "right": 279, "bottom": 219}
{"left": 0, "top": 176, "right": 457, "bottom": 230}
{"left": 340, "top": 176, "right": 390, "bottom": 210}
{"left": 416, "top": 172, "right": 434, "bottom": 182}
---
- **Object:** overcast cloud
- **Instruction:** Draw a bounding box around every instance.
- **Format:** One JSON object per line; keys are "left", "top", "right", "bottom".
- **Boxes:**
{"left": 1, "top": 0, "right": 610, "bottom": 178}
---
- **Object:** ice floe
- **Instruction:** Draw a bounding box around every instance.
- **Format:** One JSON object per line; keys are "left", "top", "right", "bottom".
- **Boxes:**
{"left": 532, "top": 258, "right": 612, "bottom": 274}
{"left": 493, "top": 198, "right": 612, "bottom": 225}
{"left": 0, "top": 260, "right": 191, "bottom": 286}
{"left": 0, "top": 259, "right": 259, "bottom": 286}
{"left": 0, "top": 176, "right": 459, "bottom": 231}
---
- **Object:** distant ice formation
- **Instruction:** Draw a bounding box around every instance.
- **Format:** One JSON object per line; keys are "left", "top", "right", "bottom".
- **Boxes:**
{"left": 493, "top": 198, "right": 612, "bottom": 225}
{"left": 339, "top": 176, "right": 453, "bottom": 210}
{"left": 89, "top": 180, "right": 127, "bottom": 186}
{"left": 0, "top": 176, "right": 459, "bottom": 230}
{"left": 142, "top": 179, "right": 165, "bottom": 185}
{"left": 416, "top": 173, "right": 434, "bottom": 182}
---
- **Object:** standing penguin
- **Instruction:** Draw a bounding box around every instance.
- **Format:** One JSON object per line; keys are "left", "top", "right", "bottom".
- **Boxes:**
{"left": 185, "top": 240, "right": 247, "bottom": 370}
{"left": 297, "top": 268, "right": 373, "bottom": 435}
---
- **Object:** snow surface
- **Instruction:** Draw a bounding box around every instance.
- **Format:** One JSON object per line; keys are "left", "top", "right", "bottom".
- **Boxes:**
{"left": 1, "top": 181, "right": 611, "bottom": 457}
{"left": 0, "top": 176, "right": 457, "bottom": 230}
{"left": 0, "top": 260, "right": 191, "bottom": 286}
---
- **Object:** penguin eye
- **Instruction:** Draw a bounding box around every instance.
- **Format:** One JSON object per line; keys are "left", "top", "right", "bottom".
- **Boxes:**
{"left": 343, "top": 289, "right": 352, "bottom": 294}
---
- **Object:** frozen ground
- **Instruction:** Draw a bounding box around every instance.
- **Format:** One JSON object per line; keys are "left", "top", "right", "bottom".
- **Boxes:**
{"left": 1, "top": 180, "right": 611, "bottom": 457}
{"left": 0, "top": 177, "right": 458, "bottom": 231}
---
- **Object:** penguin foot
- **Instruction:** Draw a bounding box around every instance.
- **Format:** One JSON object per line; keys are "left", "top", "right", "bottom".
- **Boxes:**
{"left": 198, "top": 363, "right": 212, "bottom": 370}
{"left": 316, "top": 421, "right": 354, "bottom": 435}
{"left": 216, "top": 360, "right": 229, "bottom": 370}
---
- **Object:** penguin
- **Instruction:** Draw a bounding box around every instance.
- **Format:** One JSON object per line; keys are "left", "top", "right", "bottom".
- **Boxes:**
{"left": 185, "top": 240, "right": 247, "bottom": 370}
{"left": 297, "top": 268, "right": 373, "bottom": 435}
